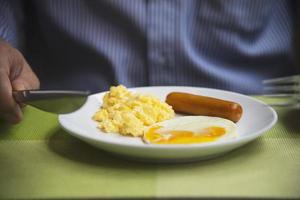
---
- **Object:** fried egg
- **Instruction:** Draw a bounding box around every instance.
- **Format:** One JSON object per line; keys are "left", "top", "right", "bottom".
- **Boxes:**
{"left": 143, "top": 116, "right": 237, "bottom": 144}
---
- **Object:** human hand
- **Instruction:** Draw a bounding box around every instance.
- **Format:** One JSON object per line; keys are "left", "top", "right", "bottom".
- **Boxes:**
{"left": 0, "top": 39, "right": 40, "bottom": 123}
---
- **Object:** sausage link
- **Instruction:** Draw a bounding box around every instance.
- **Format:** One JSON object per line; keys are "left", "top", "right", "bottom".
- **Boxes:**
{"left": 166, "top": 92, "right": 243, "bottom": 122}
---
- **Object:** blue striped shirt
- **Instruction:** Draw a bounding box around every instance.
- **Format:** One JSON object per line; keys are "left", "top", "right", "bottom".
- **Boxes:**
{"left": 0, "top": 0, "right": 298, "bottom": 93}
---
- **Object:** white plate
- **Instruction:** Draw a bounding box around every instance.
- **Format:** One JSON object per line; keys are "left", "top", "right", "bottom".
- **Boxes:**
{"left": 58, "top": 86, "right": 277, "bottom": 162}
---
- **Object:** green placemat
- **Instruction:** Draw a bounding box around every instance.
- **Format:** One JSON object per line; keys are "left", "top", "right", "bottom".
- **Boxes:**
{"left": 0, "top": 103, "right": 300, "bottom": 199}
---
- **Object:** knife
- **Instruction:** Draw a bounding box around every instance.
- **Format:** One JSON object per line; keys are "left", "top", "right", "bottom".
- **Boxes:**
{"left": 13, "top": 90, "right": 90, "bottom": 114}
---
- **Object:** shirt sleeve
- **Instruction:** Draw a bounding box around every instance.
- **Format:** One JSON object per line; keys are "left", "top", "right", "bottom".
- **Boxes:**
{"left": 0, "top": 0, "right": 24, "bottom": 48}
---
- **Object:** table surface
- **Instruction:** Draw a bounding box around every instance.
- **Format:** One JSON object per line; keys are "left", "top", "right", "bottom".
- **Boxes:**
{"left": 0, "top": 99, "right": 300, "bottom": 199}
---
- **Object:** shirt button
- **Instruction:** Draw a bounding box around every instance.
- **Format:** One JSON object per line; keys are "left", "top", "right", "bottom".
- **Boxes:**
{"left": 157, "top": 52, "right": 167, "bottom": 65}
{"left": 150, "top": 50, "right": 167, "bottom": 65}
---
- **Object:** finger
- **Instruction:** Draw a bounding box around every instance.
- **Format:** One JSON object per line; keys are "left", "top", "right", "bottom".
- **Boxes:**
{"left": 10, "top": 50, "right": 40, "bottom": 115}
{"left": 0, "top": 71, "right": 23, "bottom": 123}
{"left": 20, "top": 103, "right": 27, "bottom": 108}
{"left": 10, "top": 52, "right": 40, "bottom": 91}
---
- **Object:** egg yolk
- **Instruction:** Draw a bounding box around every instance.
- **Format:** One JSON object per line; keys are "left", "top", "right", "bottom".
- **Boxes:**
{"left": 144, "top": 126, "right": 226, "bottom": 144}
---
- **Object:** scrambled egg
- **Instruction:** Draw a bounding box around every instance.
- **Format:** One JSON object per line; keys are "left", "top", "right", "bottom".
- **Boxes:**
{"left": 93, "top": 85, "right": 175, "bottom": 137}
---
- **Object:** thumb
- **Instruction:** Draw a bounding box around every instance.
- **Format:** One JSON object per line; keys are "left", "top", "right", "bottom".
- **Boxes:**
{"left": 11, "top": 81, "right": 27, "bottom": 108}
{"left": 12, "top": 80, "right": 26, "bottom": 91}
{"left": 11, "top": 65, "right": 40, "bottom": 109}
{"left": 11, "top": 63, "right": 40, "bottom": 91}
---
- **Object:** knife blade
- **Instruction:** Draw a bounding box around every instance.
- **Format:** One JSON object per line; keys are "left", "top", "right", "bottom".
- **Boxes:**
{"left": 13, "top": 90, "right": 90, "bottom": 114}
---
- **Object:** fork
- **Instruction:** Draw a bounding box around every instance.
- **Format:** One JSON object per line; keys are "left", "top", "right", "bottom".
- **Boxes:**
{"left": 262, "top": 75, "right": 300, "bottom": 107}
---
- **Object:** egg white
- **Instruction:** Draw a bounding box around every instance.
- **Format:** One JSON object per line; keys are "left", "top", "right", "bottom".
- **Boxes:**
{"left": 143, "top": 116, "right": 238, "bottom": 144}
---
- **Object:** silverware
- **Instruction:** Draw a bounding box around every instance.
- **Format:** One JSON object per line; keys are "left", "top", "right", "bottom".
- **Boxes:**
{"left": 262, "top": 75, "right": 300, "bottom": 107}
{"left": 13, "top": 90, "right": 90, "bottom": 114}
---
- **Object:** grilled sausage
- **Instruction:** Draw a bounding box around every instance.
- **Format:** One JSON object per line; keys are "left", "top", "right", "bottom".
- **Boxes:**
{"left": 166, "top": 92, "right": 243, "bottom": 122}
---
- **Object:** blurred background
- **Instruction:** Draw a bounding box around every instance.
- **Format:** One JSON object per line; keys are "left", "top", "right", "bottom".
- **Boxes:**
{"left": 1, "top": 0, "right": 299, "bottom": 93}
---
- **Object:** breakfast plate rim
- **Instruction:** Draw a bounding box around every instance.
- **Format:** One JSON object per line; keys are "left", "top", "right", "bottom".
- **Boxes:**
{"left": 58, "top": 86, "right": 277, "bottom": 149}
